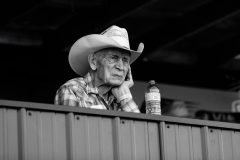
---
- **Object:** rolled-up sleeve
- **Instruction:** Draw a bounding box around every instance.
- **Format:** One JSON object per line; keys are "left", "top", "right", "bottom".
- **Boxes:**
{"left": 121, "top": 99, "right": 140, "bottom": 113}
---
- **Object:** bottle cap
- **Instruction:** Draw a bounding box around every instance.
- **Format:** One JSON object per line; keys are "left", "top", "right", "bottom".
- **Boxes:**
{"left": 149, "top": 80, "right": 155, "bottom": 85}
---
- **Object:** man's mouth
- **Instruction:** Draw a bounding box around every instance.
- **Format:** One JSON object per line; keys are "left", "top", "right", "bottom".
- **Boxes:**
{"left": 112, "top": 74, "right": 123, "bottom": 78}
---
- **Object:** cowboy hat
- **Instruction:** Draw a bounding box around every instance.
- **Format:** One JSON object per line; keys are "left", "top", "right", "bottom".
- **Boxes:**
{"left": 68, "top": 25, "right": 144, "bottom": 76}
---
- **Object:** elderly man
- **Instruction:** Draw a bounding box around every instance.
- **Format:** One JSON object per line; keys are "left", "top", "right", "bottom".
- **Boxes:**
{"left": 54, "top": 25, "right": 144, "bottom": 113}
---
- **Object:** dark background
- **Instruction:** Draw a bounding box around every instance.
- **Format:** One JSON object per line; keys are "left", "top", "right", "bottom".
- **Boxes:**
{"left": 1, "top": 0, "right": 240, "bottom": 104}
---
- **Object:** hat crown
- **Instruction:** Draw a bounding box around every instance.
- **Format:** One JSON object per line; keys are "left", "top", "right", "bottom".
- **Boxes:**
{"left": 100, "top": 25, "right": 130, "bottom": 49}
{"left": 69, "top": 25, "right": 143, "bottom": 76}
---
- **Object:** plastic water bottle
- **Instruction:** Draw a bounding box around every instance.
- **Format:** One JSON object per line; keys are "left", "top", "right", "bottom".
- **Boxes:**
{"left": 145, "top": 80, "right": 161, "bottom": 115}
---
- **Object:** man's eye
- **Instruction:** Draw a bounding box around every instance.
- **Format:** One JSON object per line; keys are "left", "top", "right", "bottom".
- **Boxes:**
{"left": 109, "top": 56, "right": 118, "bottom": 62}
{"left": 113, "top": 55, "right": 119, "bottom": 59}
{"left": 123, "top": 58, "right": 130, "bottom": 64}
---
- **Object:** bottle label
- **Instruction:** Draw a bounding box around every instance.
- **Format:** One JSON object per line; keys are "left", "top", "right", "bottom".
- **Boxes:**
{"left": 145, "top": 92, "right": 160, "bottom": 101}
{"left": 146, "top": 101, "right": 161, "bottom": 115}
{"left": 145, "top": 92, "right": 161, "bottom": 115}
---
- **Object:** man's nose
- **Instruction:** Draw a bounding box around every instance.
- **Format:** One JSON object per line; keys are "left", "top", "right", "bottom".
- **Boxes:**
{"left": 115, "top": 59, "right": 124, "bottom": 70}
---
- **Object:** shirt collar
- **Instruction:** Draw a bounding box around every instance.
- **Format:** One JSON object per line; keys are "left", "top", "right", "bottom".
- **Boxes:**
{"left": 84, "top": 73, "right": 99, "bottom": 94}
{"left": 84, "top": 72, "right": 117, "bottom": 103}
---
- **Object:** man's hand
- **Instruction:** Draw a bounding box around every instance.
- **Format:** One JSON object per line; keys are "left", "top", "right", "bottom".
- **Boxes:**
{"left": 123, "top": 66, "right": 134, "bottom": 88}
{"left": 111, "top": 66, "right": 133, "bottom": 103}
{"left": 111, "top": 66, "right": 140, "bottom": 113}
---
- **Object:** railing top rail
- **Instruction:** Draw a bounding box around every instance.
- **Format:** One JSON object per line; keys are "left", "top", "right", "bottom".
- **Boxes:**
{"left": 1, "top": 99, "right": 240, "bottom": 130}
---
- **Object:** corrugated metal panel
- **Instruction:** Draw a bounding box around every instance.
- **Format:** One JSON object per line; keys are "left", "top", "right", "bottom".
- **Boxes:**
{"left": 99, "top": 116, "right": 115, "bottom": 160}
{"left": 178, "top": 125, "right": 192, "bottom": 160}
{"left": 25, "top": 111, "right": 41, "bottom": 160}
{"left": 118, "top": 119, "right": 135, "bottom": 160}
{"left": 232, "top": 131, "right": 240, "bottom": 160}
{"left": 118, "top": 119, "right": 153, "bottom": 160}
{"left": 191, "top": 126, "right": 203, "bottom": 160}
{"left": 72, "top": 115, "right": 114, "bottom": 160}
{"left": 41, "top": 112, "right": 55, "bottom": 160}
{"left": 208, "top": 128, "right": 223, "bottom": 160}
{"left": 133, "top": 121, "right": 149, "bottom": 160}
{"left": 0, "top": 109, "right": 19, "bottom": 160}
{"left": 207, "top": 128, "right": 240, "bottom": 160}
{"left": 54, "top": 113, "right": 68, "bottom": 160}
{"left": 1, "top": 101, "right": 240, "bottom": 160}
{"left": 148, "top": 122, "right": 160, "bottom": 160}
{"left": 221, "top": 130, "right": 234, "bottom": 160}
{"left": 164, "top": 124, "right": 177, "bottom": 160}
{"left": 164, "top": 123, "right": 203, "bottom": 160}
{"left": 118, "top": 120, "right": 161, "bottom": 160}
{"left": 24, "top": 111, "right": 68, "bottom": 160}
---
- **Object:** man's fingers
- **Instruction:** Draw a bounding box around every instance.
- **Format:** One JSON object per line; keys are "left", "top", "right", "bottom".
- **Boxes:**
{"left": 126, "top": 66, "right": 134, "bottom": 88}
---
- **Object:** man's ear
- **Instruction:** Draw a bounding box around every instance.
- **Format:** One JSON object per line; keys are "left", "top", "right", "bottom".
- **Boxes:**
{"left": 88, "top": 52, "right": 97, "bottom": 70}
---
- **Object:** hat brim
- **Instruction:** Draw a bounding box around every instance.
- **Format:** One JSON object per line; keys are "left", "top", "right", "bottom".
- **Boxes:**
{"left": 69, "top": 34, "right": 144, "bottom": 76}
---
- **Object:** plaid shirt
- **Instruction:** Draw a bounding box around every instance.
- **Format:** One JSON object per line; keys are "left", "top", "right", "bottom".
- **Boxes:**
{"left": 54, "top": 73, "right": 140, "bottom": 113}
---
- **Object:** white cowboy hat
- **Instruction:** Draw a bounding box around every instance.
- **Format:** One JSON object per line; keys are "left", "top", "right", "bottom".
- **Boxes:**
{"left": 68, "top": 25, "right": 144, "bottom": 76}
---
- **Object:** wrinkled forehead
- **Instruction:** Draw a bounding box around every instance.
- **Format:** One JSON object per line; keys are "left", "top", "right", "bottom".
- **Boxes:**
{"left": 95, "top": 47, "right": 131, "bottom": 57}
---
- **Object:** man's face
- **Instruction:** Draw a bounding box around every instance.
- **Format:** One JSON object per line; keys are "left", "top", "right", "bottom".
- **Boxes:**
{"left": 95, "top": 48, "right": 131, "bottom": 86}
